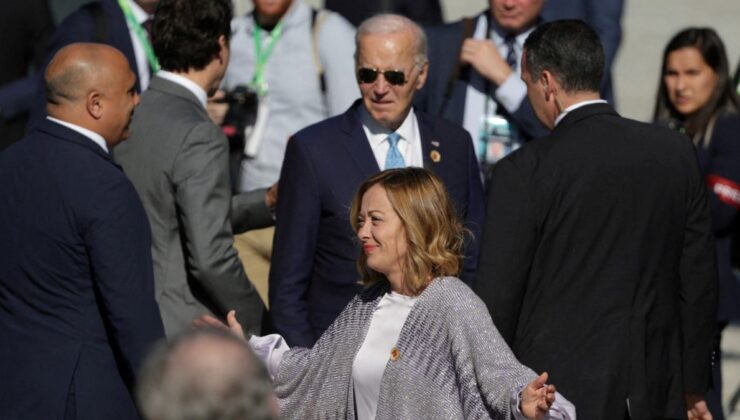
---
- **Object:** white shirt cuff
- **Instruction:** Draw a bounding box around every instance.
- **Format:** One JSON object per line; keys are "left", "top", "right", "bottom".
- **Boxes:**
{"left": 494, "top": 73, "right": 527, "bottom": 114}
{"left": 248, "top": 333, "right": 290, "bottom": 380}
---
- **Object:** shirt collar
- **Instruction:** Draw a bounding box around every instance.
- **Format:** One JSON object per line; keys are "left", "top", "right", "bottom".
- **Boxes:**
{"left": 127, "top": 0, "right": 151, "bottom": 24}
{"left": 47, "top": 116, "right": 109, "bottom": 153}
{"left": 555, "top": 99, "right": 609, "bottom": 126}
{"left": 359, "top": 105, "right": 417, "bottom": 147}
{"left": 490, "top": 25, "right": 534, "bottom": 49}
{"left": 156, "top": 70, "right": 209, "bottom": 109}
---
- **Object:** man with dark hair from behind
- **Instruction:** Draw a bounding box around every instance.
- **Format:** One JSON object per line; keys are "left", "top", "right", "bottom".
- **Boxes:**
{"left": 115, "top": 0, "right": 267, "bottom": 338}
{"left": 0, "top": 43, "right": 164, "bottom": 419}
{"left": 475, "top": 20, "right": 717, "bottom": 420}
{"left": 138, "top": 328, "right": 277, "bottom": 420}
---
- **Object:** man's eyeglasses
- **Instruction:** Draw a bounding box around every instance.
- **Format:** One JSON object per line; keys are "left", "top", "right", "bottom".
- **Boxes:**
{"left": 357, "top": 68, "right": 408, "bottom": 86}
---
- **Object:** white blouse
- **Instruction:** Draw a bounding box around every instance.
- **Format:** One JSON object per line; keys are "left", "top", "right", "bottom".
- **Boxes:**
{"left": 352, "top": 291, "right": 418, "bottom": 420}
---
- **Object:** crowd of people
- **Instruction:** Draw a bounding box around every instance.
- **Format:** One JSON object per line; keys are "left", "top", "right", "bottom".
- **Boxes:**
{"left": 0, "top": 0, "right": 738, "bottom": 419}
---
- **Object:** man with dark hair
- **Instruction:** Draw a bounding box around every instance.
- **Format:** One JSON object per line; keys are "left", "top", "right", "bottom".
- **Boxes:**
{"left": 475, "top": 20, "right": 717, "bottom": 420}
{"left": 115, "top": 0, "right": 267, "bottom": 337}
{"left": 137, "top": 328, "right": 277, "bottom": 420}
{"left": 0, "top": 43, "right": 164, "bottom": 419}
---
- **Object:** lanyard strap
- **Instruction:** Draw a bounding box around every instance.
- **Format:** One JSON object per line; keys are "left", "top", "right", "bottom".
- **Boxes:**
{"left": 251, "top": 19, "right": 284, "bottom": 96}
{"left": 117, "top": 0, "right": 160, "bottom": 73}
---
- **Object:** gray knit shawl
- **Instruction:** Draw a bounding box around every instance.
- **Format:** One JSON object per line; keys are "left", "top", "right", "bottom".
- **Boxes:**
{"left": 274, "top": 277, "right": 537, "bottom": 419}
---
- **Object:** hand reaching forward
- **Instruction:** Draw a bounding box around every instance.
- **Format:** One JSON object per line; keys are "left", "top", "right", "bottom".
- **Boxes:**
{"left": 193, "top": 310, "right": 247, "bottom": 340}
{"left": 686, "top": 394, "right": 712, "bottom": 420}
{"left": 520, "top": 372, "right": 556, "bottom": 419}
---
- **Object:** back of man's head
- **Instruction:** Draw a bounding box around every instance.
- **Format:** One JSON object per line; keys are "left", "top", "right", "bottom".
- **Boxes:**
{"left": 45, "top": 43, "right": 138, "bottom": 146}
{"left": 152, "top": 0, "right": 233, "bottom": 73}
{"left": 524, "top": 20, "right": 605, "bottom": 94}
{"left": 137, "top": 328, "right": 277, "bottom": 420}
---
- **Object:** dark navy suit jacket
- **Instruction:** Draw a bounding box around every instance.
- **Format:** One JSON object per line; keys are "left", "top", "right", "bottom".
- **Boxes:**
{"left": 0, "top": 119, "right": 164, "bottom": 419}
{"left": 0, "top": 0, "right": 140, "bottom": 131}
{"left": 269, "top": 101, "right": 485, "bottom": 347}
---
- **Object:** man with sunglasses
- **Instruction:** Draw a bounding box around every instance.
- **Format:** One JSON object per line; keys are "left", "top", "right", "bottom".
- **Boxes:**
{"left": 268, "top": 14, "right": 484, "bottom": 348}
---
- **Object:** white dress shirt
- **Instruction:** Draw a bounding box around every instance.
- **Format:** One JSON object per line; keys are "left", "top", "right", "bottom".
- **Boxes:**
{"left": 125, "top": 0, "right": 153, "bottom": 90}
{"left": 360, "top": 106, "right": 423, "bottom": 170}
{"left": 156, "top": 71, "right": 209, "bottom": 109}
{"left": 352, "top": 291, "right": 418, "bottom": 420}
{"left": 47, "top": 116, "right": 108, "bottom": 153}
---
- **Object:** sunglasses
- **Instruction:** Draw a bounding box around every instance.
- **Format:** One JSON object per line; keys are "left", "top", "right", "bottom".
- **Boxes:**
{"left": 357, "top": 67, "right": 409, "bottom": 86}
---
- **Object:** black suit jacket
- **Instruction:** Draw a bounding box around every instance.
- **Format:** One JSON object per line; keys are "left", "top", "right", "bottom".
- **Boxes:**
{"left": 475, "top": 103, "right": 718, "bottom": 419}
{"left": 0, "top": 119, "right": 164, "bottom": 419}
{"left": 269, "top": 100, "right": 484, "bottom": 347}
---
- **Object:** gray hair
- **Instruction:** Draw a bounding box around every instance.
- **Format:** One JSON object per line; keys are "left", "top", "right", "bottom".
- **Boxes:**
{"left": 137, "top": 328, "right": 277, "bottom": 420}
{"left": 355, "top": 13, "right": 428, "bottom": 67}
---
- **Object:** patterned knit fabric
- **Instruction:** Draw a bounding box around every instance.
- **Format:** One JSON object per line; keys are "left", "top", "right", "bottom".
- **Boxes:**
{"left": 274, "top": 277, "right": 537, "bottom": 419}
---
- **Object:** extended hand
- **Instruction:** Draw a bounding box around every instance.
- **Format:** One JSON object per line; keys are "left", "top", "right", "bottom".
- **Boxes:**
{"left": 193, "top": 310, "right": 246, "bottom": 340}
{"left": 686, "top": 394, "right": 712, "bottom": 420}
{"left": 459, "top": 38, "right": 513, "bottom": 86}
{"left": 520, "top": 372, "right": 556, "bottom": 419}
{"left": 207, "top": 89, "right": 229, "bottom": 126}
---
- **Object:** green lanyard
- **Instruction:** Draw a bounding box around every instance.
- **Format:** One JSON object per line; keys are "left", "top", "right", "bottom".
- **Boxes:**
{"left": 117, "top": 0, "right": 160, "bottom": 73}
{"left": 251, "top": 19, "right": 284, "bottom": 96}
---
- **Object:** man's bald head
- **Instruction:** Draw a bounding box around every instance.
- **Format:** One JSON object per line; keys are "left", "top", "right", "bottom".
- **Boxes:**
{"left": 138, "top": 328, "right": 278, "bottom": 420}
{"left": 45, "top": 43, "right": 139, "bottom": 146}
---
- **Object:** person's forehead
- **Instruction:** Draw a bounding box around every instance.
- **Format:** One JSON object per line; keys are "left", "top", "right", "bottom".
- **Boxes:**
{"left": 357, "top": 32, "right": 416, "bottom": 63}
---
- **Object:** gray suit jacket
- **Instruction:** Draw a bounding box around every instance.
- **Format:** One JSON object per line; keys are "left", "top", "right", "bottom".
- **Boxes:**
{"left": 115, "top": 75, "right": 265, "bottom": 337}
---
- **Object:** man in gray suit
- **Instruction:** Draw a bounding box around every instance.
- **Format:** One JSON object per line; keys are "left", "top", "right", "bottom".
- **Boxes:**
{"left": 115, "top": 0, "right": 268, "bottom": 337}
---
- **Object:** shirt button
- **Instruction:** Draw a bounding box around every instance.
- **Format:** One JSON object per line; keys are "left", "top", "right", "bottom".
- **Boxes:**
{"left": 390, "top": 346, "right": 401, "bottom": 361}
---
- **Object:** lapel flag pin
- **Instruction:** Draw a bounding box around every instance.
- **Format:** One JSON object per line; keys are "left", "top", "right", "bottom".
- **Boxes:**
{"left": 430, "top": 150, "right": 441, "bottom": 163}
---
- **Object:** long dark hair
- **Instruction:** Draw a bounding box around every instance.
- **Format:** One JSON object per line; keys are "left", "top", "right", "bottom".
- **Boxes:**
{"left": 653, "top": 27, "right": 739, "bottom": 146}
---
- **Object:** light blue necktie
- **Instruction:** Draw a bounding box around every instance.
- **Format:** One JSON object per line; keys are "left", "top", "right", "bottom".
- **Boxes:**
{"left": 384, "top": 132, "right": 405, "bottom": 169}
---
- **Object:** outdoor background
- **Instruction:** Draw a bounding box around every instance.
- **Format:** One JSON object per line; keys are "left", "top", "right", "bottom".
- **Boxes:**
{"left": 48, "top": 0, "right": 740, "bottom": 416}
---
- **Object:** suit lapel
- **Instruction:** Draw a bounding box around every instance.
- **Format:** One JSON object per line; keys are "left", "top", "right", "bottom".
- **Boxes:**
{"left": 417, "top": 110, "right": 444, "bottom": 172}
{"left": 341, "top": 100, "right": 381, "bottom": 177}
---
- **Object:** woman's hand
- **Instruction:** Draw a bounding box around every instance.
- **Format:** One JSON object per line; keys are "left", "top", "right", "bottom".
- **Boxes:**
{"left": 193, "top": 310, "right": 247, "bottom": 340}
{"left": 520, "top": 372, "right": 556, "bottom": 419}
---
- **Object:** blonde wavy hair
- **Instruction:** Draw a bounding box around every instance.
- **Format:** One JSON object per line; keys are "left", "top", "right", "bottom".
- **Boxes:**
{"left": 350, "top": 168, "right": 465, "bottom": 295}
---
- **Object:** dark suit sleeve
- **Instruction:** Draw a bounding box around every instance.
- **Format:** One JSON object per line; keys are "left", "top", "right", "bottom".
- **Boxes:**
{"left": 474, "top": 157, "right": 538, "bottom": 344}
{"left": 459, "top": 131, "right": 485, "bottom": 286}
{"left": 231, "top": 187, "right": 274, "bottom": 234}
{"left": 269, "top": 136, "right": 321, "bottom": 347}
{"left": 587, "top": 0, "right": 624, "bottom": 70}
{"left": 678, "top": 138, "right": 719, "bottom": 393}
{"left": 705, "top": 116, "right": 740, "bottom": 235}
{"left": 507, "top": 99, "right": 549, "bottom": 141}
{"left": 172, "top": 122, "right": 264, "bottom": 332}
{"left": 84, "top": 175, "right": 164, "bottom": 378}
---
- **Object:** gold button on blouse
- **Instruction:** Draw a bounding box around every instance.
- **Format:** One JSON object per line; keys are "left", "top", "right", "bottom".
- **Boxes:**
{"left": 390, "top": 346, "right": 401, "bottom": 361}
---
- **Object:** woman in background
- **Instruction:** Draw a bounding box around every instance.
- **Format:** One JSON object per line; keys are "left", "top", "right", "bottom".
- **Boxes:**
{"left": 203, "top": 168, "right": 576, "bottom": 419}
{"left": 654, "top": 27, "right": 740, "bottom": 420}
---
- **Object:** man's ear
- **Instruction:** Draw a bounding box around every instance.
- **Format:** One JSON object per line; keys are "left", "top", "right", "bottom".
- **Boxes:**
{"left": 87, "top": 91, "right": 103, "bottom": 120}
{"left": 216, "top": 35, "right": 228, "bottom": 64}
{"left": 415, "top": 60, "right": 429, "bottom": 90}
{"left": 540, "top": 70, "right": 557, "bottom": 101}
